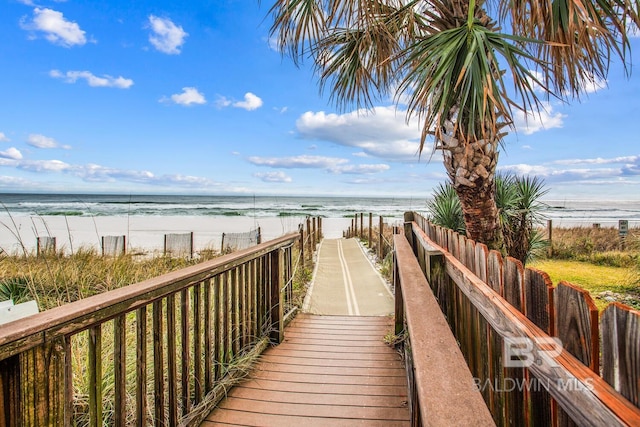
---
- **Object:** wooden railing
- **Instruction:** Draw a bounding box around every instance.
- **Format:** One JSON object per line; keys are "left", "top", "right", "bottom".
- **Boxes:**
{"left": 393, "top": 231, "right": 495, "bottom": 426}
{"left": 400, "top": 212, "right": 640, "bottom": 426}
{"left": 0, "top": 233, "right": 302, "bottom": 426}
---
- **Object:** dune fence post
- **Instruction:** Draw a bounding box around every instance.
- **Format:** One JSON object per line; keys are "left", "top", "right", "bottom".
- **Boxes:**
{"left": 379, "top": 216, "right": 384, "bottom": 259}
{"left": 368, "top": 213, "right": 373, "bottom": 248}
{"left": 36, "top": 236, "right": 56, "bottom": 256}
{"left": 101, "top": 235, "right": 126, "bottom": 257}
{"left": 547, "top": 220, "right": 553, "bottom": 257}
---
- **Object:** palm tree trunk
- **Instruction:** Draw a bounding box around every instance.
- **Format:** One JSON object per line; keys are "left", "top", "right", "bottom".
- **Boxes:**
{"left": 441, "top": 132, "right": 501, "bottom": 249}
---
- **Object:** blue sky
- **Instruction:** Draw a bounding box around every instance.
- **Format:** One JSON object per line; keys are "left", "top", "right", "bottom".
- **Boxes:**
{"left": 1, "top": 0, "right": 639, "bottom": 200}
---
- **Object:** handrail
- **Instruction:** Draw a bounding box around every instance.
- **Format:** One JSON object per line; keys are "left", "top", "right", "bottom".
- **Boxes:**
{"left": 0, "top": 233, "right": 299, "bottom": 359}
{"left": 393, "top": 233, "right": 495, "bottom": 426}
{"left": 404, "top": 216, "right": 640, "bottom": 426}
{"left": 0, "top": 232, "right": 301, "bottom": 426}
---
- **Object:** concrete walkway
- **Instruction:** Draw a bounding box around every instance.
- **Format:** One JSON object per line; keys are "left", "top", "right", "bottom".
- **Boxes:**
{"left": 303, "top": 238, "right": 394, "bottom": 316}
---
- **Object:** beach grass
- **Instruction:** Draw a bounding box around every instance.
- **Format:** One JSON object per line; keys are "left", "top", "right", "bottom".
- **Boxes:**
{"left": 0, "top": 247, "right": 221, "bottom": 310}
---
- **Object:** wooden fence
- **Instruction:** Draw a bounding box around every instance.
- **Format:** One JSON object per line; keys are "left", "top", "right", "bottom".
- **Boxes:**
{"left": 344, "top": 213, "right": 395, "bottom": 261}
{"left": 400, "top": 212, "right": 640, "bottom": 426}
{"left": 0, "top": 232, "right": 304, "bottom": 426}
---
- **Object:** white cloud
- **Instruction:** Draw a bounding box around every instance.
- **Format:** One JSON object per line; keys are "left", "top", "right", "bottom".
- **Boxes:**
{"left": 0, "top": 132, "right": 9, "bottom": 142}
{"left": 26, "top": 133, "right": 70, "bottom": 149}
{"left": 554, "top": 155, "right": 639, "bottom": 166}
{"left": 21, "top": 8, "right": 87, "bottom": 47}
{"left": 295, "top": 106, "right": 423, "bottom": 161}
{"left": 50, "top": 70, "right": 134, "bottom": 88}
{"left": 0, "top": 147, "right": 23, "bottom": 160}
{"left": 248, "top": 155, "right": 388, "bottom": 176}
{"left": 513, "top": 102, "right": 565, "bottom": 135}
{"left": 148, "top": 15, "right": 187, "bottom": 54}
{"left": 19, "top": 159, "right": 70, "bottom": 172}
{"left": 578, "top": 73, "right": 607, "bottom": 94}
{"left": 164, "top": 87, "right": 206, "bottom": 106}
{"left": 254, "top": 171, "right": 292, "bottom": 183}
{"left": 249, "top": 155, "right": 347, "bottom": 169}
{"left": 328, "top": 164, "right": 390, "bottom": 174}
{"left": 215, "top": 96, "right": 232, "bottom": 108}
{"left": 627, "top": 17, "right": 640, "bottom": 38}
{"left": 233, "top": 93, "right": 263, "bottom": 111}
{"left": 0, "top": 155, "right": 220, "bottom": 188}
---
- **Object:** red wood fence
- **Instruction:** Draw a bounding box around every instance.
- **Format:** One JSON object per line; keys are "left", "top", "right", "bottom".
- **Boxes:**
{"left": 400, "top": 212, "right": 640, "bottom": 426}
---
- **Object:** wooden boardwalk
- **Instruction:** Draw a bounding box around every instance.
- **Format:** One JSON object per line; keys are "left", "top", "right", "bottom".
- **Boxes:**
{"left": 201, "top": 314, "right": 410, "bottom": 426}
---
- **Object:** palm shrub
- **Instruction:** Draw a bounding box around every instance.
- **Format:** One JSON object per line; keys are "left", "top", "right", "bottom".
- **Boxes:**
{"left": 427, "top": 173, "right": 548, "bottom": 264}
{"left": 425, "top": 182, "right": 465, "bottom": 234}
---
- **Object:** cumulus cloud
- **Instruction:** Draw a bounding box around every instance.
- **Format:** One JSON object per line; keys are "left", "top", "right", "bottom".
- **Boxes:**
{"left": 248, "top": 155, "right": 348, "bottom": 169}
{"left": 50, "top": 70, "right": 134, "bottom": 88}
{"left": 579, "top": 74, "right": 607, "bottom": 94}
{"left": 0, "top": 147, "right": 23, "bottom": 160}
{"left": 254, "top": 171, "right": 292, "bottom": 183}
{"left": 513, "top": 102, "right": 565, "bottom": 135}
{"left": 163, "top": 87, "right": 206, "bottom": 106}
{"left": 27, "top": 134, "right": 70, "bottom": 149}
{"left": 21, "top": 8, "right": 87, "bottom": 47}
{"left": 0, "top": 155, "right": 219, "bottom": 188}
{"left": 554, "top": 155, "right": 639, "bottom": 166}
{"left": 215, "top": 93, "right": 263, "bottom": 111}
{"left": 248, "top": 155, "right": 389, "bottom": 176}
{"left": 148, "top": 15, "right": 187, "bottom": 54}
{"left": 19, "top": 159, "right": 70, "bottom": 173}
{"left": 233, "top": 93, "right": 263, "bottom": 111}
{"left": 0, "top": 132, "right": 9, "bottom": 142}
{"left": 499, "top": 154, "right": 640, "bottom": 187}
{"left": 328, "top": 164, "right": 390, "bottom": 174}
{"left": 295, "top": 106, "right": 423, "bottom": 161}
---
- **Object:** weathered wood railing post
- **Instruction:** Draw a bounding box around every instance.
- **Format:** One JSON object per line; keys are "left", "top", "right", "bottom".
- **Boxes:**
{"left": 378, "top": 216, "right": 384, "bottom": 259}
{"left": 403, "top": 212, "right": 414, "bottom": 251}
{"left": 306, "top": 217, "right": 312, "bottom": 258}
{"left": 359, "top": 213, "right": 364, "bottom": 238}
{"left": 299, "top": 225, "right": 305, "bottom": 269}
{"left": 312, "top": 217, "right": 317, "bottom": 249}
{"left": 368, "top": 213, "right": 373, "bottom": 248}
{"left": 394, "top": 248, "right": 404, "bottom": 336}
{"left": 270, "top": 248, "right": 285, "bottom": 344}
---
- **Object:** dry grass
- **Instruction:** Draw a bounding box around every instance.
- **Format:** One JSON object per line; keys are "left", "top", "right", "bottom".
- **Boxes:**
{"left": 543, "top": 225, "right": 640, "bottom": 267}
{"left": 0, "top": 248, "right": 220, "bottom": 310}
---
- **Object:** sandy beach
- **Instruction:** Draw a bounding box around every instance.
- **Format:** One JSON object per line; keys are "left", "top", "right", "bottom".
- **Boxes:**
{"left": 0, "top": 214, "right": 355, "bottom": 255}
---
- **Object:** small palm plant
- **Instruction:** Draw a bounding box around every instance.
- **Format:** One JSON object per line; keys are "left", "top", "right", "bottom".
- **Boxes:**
{"left": 427, "top": 173, "right": 549, "bottom": 264}
{"left": 425, "top": 183, "right": 465, "bottom": 234}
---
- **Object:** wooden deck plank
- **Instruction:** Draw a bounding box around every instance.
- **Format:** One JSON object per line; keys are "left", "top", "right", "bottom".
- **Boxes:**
{"left": 228, "top": 386, "right": 408, "bottom": 408}
{"left": 258, "top": 353, "right": 403, "bottom": 368}
{"left": 235, "top": 378, "right": 408, "bottom": 396}
{"left": 256, "top": 360, "right": 405, "bottom": 377}
{"left": 218, "top": 397, "right": 410, "bottom": 420}
{"left": 249, "top": 369, "right": 407, "bottom": 386}
{"left": 263, "top": 347, "right": 402, "bottom": 361}
{"left": 202, "top": 315, "right": 410, "bottom": 426}
{"left": 203, "top": 409, "right": 410, "bottom": 427}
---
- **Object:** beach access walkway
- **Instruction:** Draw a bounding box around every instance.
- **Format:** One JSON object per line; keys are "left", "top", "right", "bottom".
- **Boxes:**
{"left": 201, "top": 238, "right": 410, "bottom": 426}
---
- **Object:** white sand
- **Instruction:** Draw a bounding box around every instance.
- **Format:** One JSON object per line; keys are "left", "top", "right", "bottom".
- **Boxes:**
{"left": 0, "top": 214, "right": 353, "bottom": 255}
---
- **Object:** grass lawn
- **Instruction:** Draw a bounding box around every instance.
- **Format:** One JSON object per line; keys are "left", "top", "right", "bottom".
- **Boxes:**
{"left": 528, "top": 259, "right": 639, "bottom": 311}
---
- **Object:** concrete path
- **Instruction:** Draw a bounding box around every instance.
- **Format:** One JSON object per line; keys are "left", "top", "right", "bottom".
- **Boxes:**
{"left": 303, "top": 238, "right": 394, "bottom": 316}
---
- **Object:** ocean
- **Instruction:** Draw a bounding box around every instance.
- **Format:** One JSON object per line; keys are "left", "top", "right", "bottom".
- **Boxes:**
{"left": 0, "top": 193, "right": 638, "bottom": 254}
{"left": 0, "top": 193, "right": 638, "bottom": 226}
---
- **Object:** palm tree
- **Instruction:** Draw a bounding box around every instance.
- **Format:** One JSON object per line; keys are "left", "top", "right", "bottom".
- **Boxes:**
{"left": 427, "top": 173, "right": 548, "bottom": 264}
{"left": 267, "top": 0, "right": 639, "bottom": 249}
